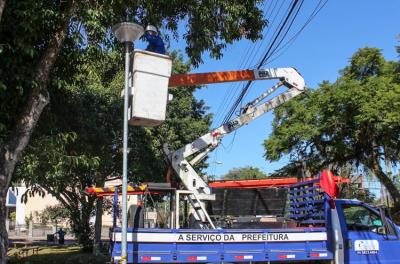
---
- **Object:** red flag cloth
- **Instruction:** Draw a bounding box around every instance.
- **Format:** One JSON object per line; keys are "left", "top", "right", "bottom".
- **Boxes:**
{"left": 320, "top": 170, "right": 338, "bottom": 198}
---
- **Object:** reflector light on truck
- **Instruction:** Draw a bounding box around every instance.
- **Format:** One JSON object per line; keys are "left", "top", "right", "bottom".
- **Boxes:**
{"left": 234, "top": 255, "right": 253, "bottom": 260}
{"left": 311, "top": 252, "right": 328, "bottom": 257}
{"left": 278, "top": 254, "right": 296, "bottom": 259}
{"left": 141, "top": 256, "right": 161, "bottom": 261}
{"left": 187, "top": 256, "right": 207, "bottom": 261}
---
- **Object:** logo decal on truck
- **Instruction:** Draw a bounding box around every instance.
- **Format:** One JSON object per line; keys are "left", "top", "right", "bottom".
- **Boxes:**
{"left": 354, "top": 240, "right": 379, "bottom": 255}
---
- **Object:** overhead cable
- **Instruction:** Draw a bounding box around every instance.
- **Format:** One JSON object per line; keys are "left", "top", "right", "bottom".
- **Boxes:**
{"left": 222, "top": 0, "right": 301, "bottom": 124}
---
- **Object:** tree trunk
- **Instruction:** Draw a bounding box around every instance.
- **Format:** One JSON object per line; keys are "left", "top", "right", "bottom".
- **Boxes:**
{"left": 369, "top": 157, "right": 400, "bottom": 211}
{"left": 383, "top": 156, "right": 392, "bottom": 206}
{"left": 0, "top": 191, "right": 7, "bottom": 264}
{"left": 93, "top": 197, "right": 103, "bottom": 256}
{"left": 0, "top": 0, "right": 5, "bottom": 23}
{"left": 0, "top": 3, "right": 75, "bottom": 262}
{"left": 72, "top": 197, "right": 95, "bottom": 251}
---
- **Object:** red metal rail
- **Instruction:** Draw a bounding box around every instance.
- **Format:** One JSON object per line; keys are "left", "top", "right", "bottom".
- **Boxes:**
{"left": 208, "top": 176, "right": 349, "bottom": 189}
{"left": 168, "top": 70, "right": 256, "bottom": 87}
{"left": 87, "top": 176, "right": 349, "bottom": 195}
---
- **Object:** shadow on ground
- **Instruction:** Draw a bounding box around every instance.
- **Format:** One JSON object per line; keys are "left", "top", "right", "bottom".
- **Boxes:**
{"left": 8, "top": 245, "right": 109, "bottom": 264}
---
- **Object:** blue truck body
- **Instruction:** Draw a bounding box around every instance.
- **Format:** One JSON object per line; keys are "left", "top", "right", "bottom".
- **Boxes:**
{"left": 110, "top": 227, "right": 332, "bottom": 263}
{"left": 109, "top": 179, "right": 400, "bottom": 263}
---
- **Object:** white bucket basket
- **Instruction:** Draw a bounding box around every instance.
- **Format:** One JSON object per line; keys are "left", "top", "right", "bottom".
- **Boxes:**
{"left": 129, "top": 50, "right": 172, "bottom": 127}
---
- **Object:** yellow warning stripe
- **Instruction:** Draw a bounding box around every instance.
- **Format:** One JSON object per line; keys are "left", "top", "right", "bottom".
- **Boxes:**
{"left": 88, "top": 184, "right": 148, "bottom": 194}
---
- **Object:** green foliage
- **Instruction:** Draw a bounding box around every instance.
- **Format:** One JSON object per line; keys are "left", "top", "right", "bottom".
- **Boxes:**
{"left": 17, "top": 130, "right": 99, "bottom": 249}
{"left": 222, "top": 166, "right": 267, "bottom": 180}
{"left": 13, "top": 46, "right": 122, "bottom": 249}
{"left": 25, "top": 213, "right": 33, "bottom": 228}
{"left": 264, "top": 47, "right": 400, "bottom": 208}
{"left": 9, "top": 212, "right": 16, "bottom": 222}
{"left": 38, "top": 205, "right": 69, "bottom": 225}
{"left": 8, "top": 245, "right": 108, "bottom": 264}
{"left": 14, "top": 49, "right": 211, "bottom": 248}
{"left": 341, "top": 47, "right": 385, "bottom": 80}
{"left": 340, "top": 184, "right": 376, "bottom": 204}
{"left": 0, "top": 0, "right": 266, "bottom": 256}
{"left": 0, "top": 0, "right": 266, "bottom": 144}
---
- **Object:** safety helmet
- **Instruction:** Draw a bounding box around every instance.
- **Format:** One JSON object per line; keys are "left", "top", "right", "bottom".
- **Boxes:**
{"left": 145, "top": 25, "right": 158, "bottom": 34}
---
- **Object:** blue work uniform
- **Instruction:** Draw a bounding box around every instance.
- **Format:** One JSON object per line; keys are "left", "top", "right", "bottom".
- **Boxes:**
{"left": 144, "top": 32, "right": 166, "bottom": 54}
{"left": 56, "top": 229, "right": 66, "bottom": 244}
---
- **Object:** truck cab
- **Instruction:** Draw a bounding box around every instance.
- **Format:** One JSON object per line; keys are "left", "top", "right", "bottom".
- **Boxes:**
{"left": 333, "top": 199, "right": 400, "bottom": 263}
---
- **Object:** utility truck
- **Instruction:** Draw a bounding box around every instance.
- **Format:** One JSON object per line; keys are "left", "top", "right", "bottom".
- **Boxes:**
{"left": 108, "top": 175, "right": 400, "bottom": 263}
{"left": 93, "top": 62, "right": 400, "bottom": 263}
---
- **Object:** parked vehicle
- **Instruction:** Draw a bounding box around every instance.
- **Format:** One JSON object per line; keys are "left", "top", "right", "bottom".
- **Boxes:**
{"left": 109, "top": 174, "right": 400, "bottom": 263}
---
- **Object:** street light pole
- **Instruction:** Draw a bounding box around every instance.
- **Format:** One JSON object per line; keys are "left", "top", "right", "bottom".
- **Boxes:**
{"left": 112, "top": 22, "right": 144, "bottom": 264}
{"left": 121, "top": 40, "right": 130, "bottom": 264}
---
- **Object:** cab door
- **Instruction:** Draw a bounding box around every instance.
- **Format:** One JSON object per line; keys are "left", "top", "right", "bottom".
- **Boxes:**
{"left": 336, "top": 200, "right": 400, "bottom": 263}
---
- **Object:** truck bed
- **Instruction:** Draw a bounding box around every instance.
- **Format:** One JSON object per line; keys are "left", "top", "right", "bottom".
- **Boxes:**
{"left": 110, "top": 227, "right": 333, "bottom": 263}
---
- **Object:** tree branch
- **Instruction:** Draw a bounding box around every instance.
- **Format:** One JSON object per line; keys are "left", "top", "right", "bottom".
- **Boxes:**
{"left": 366, "top": 155, "right": 400, "bottom": 210}
{"left": 0, "top": 0, "right": 5, "bottom": 23}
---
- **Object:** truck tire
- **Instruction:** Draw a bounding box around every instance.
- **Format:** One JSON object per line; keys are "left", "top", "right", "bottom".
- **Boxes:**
{"left": 127, "top": 205, "right": 144, "bottom": 228}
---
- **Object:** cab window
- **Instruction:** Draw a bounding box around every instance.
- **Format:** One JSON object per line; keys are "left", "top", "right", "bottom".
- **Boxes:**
{"left": 342, "top": 204, "right": 383, "bottom": 233}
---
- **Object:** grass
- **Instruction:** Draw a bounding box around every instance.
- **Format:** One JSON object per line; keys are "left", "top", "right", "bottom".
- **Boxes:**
{"left": 7, "top": 245, "right": 109, "bottom": 264}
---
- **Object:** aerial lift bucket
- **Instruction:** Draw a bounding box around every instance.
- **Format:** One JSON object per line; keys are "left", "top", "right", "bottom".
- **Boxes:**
{"left": 129, "top": 50, "right": 172, "bottom": 127}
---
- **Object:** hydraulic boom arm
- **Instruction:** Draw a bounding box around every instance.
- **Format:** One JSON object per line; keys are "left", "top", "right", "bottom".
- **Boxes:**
{"left": 165, "top": 67, "right": 305, "bottom": 194}
{"left": 163, "top": 67, "right": 306, "bottom": 227}
{"left": 168, "top": 68, "right": 304, "bottom": 90}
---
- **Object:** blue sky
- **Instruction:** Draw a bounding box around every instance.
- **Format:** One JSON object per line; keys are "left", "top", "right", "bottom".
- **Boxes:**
{"left": 138, "top": 1, "right": 400, "bottom": 178}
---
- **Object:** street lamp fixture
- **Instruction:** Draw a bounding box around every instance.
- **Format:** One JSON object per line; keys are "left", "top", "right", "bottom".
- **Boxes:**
{"left": 112, "top": 21, "right": 144, "bottom": 264}
{"left": 112, "top": 22, "right": 144, "bottom": 43}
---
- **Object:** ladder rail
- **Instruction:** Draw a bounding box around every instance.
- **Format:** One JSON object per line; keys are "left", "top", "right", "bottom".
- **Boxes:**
{"left": 189, "top": 192, "right": 216, "bottom": 229}
{"left": 175, "top": 190, "right": 216, "bottom": 229}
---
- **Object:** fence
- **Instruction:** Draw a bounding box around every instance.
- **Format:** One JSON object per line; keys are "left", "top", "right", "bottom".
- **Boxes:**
{"left": 8, "top": 222, "right": 57, "bottom": 238}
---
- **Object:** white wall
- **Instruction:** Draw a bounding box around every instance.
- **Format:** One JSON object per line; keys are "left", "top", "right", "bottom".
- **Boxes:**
{"left": 7, "top": 187, "right": 27, "bottom": 226}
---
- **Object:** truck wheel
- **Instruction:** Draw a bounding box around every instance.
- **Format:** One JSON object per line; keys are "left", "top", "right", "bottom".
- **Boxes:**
{"left": 128, "top": 205, "right": 144, "bottom": 228}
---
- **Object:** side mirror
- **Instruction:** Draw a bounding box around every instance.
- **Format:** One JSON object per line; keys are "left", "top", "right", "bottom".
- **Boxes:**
{"left": 376, "top": 226, "right": 386, "bottom": 235}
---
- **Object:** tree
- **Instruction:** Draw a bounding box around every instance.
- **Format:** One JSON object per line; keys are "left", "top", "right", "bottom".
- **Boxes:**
{"left": 264, "top": 47, "right": 400, "bottom": 212}
{"left": 14, "top": 51, "right": 212, "bottom": 250}
{"left": 0, "top": 1, "right": 267, "bottom": 260}
{"left": 340, "top": 183, "right": 376, "bottom": 204}
{"left": 222, "top": 166, "right": 267, "bottom": 180}
{"left": 37, "top": 205, "right": 69, "bottom": 226}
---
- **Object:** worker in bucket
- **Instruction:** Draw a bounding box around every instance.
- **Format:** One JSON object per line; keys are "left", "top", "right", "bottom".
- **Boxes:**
{"left": 143, "top": 25, "right": 166, "bottom": 54}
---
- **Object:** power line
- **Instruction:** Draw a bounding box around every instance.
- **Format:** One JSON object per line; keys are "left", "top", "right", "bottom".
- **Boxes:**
{"left": 209, "top": 0, "right": 329, "bottom": 176}
{"left": 256, "top": 0, "right": 302, "bottom": 68}
{"left": 248, "top": 0, "right": 289, "bottom": 69}
{"left": 213, "top": 0, "right": 281, "bottom": 126}
{"left": 261, "top": 0, "right": 305, "bottom": 64}
{"left": 222, "top": 0, "right": 302, "bottom": 124}
{"left": 223, "top": 0, "right": 300, "bottom": 123}
{"left": 221, "top": 0, "right": 328, "bottom": 125}
{"left": 265, "top": 0, "right": 329, "bottom": 65}
{"left": 213, "top": 0, "right": 289, "bottom": 129}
